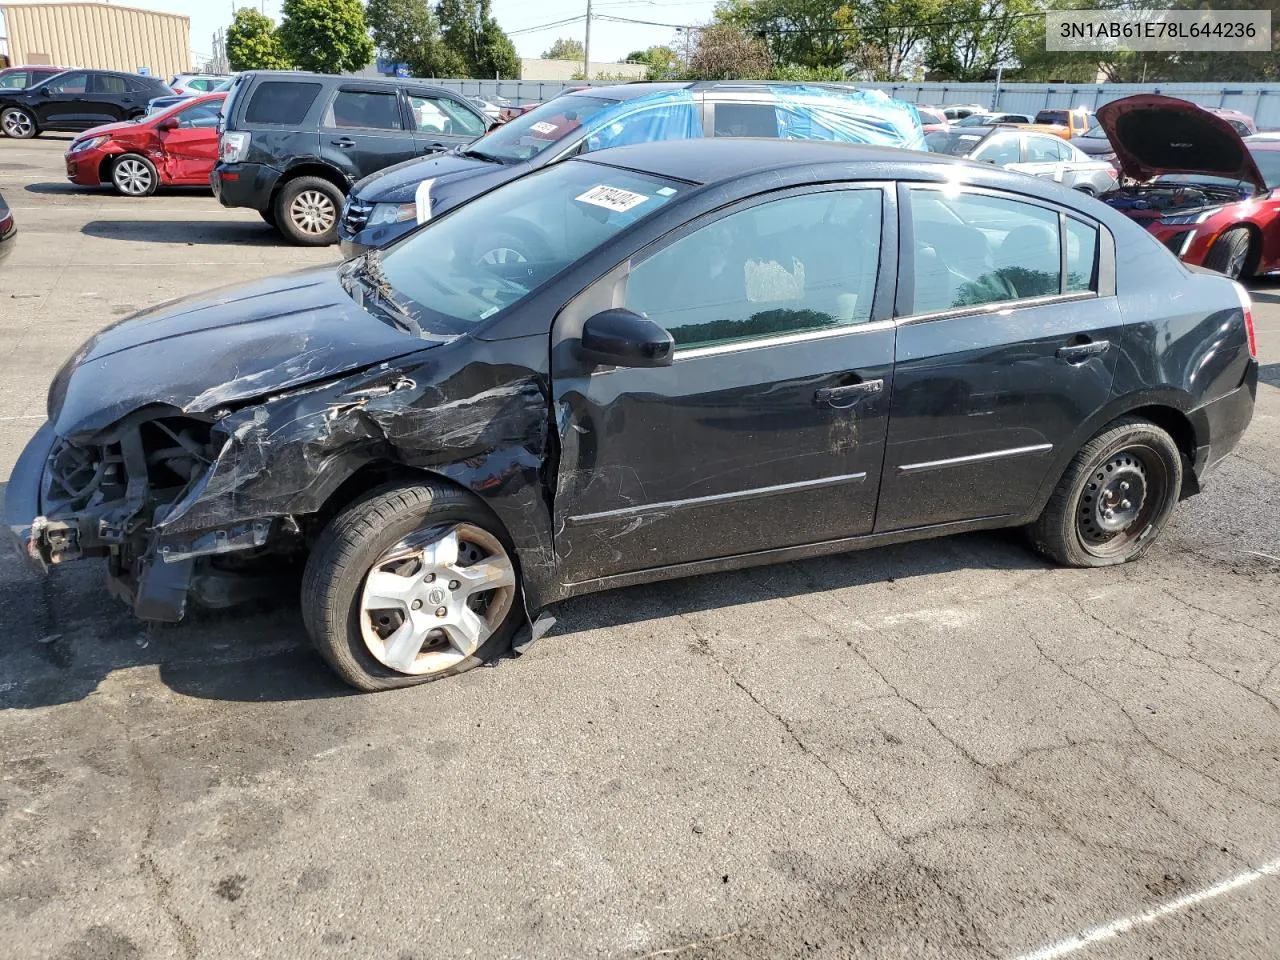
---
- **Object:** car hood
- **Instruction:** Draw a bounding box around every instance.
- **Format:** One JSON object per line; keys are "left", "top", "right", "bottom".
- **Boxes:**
{"left": 72, "top": 118, "right": 147, "bottom": 141}
{"left": 1096, "top": 94, "right": 1266, "bottom": 189}
{"left": 352, "top": 150, "right": 522, "bottom": 205}
{"left": 53, "top": 268, "right": 436, "bottom": 437}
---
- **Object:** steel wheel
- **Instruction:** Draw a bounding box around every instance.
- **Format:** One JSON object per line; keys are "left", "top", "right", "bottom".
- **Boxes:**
{"left": 358, "top": 522, "right": 516, "bottom": 676}
{"left": 289, "top": 189, "right": 337, "bottom": 237}
{"left": 113, "top": 156, "right": 154, "bottom": 196}
{"left": 1074, "top": 443, "right": 1170, "bottom": 559}
{"left": 2, "top": 109, "right": 34, "bottom": 139}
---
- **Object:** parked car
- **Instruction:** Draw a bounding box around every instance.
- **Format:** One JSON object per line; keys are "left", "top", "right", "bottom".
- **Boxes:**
{"left": 469, "top": 96, "right": 508, "bottom": 121}
{"left": 6, "top": 138, "right": 1257, "bottom": 691}
{"left": 64, "top": 93, "right": 225, "bottom": 196}
{"left": 0, "top": 65, "right": 71, "bottom": 92}
{"left": 942, "top": 103, "right": 986, "bottom": 120}
{"left": 0, "top": 69, "right": 173, "bottom": 138}
{"left": 925, "top": 126, "right": 1119, "bottom": 195}
{"left": 213, "top": 71, "right": 491, "bottom": 245}
{"left": 0, "top": 189, "right": 15, "bottom": 263}
{"left": 916, "top": 104, "right": 948, "bottom": 133}
{"left": 1032, "top": 107, "right": 1092, "bottom": 139}
{"left": 1207, "top": 106, "right": 1257, "bottom": 137}
{"left": 147, "top": 76, "right": 233, "bottom": 116}
{"left": 1070, "top": 121, "right": 1116, "bottom": 160}
{"left": 956, "top": 112, "right": 1033, "bottom": 127}
{"left": 169, "top": 73, "right": 232, "bottom": 96}
{"left": 1097, "top": 95, "right": 1280, "bottom": 280}
{"left": 338, "top": 81, "right": 926, "bottom": 257}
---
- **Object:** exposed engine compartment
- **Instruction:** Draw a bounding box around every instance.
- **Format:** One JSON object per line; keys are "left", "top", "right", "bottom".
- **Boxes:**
{"left": 1100, "top": 181, "right": 1253, "bottom": 222}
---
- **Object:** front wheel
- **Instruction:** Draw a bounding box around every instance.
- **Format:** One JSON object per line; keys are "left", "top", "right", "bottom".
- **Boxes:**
{"left": 1, "top": 107, "right": 37, "bottom": 139}
{"left": 1028, "top": 417, "right": 1183, "bottom": 567}
{"left": 274, "top": 175, "right": 343, "bottom": 246}
{"left": 301, "top": 482, "right": 522, "bottom": 691}
{"left": 1204, "top": 226, "right": 1254, "bottom": 280}
{"left": 111, "top": 154, "right": 158, "bottom": 196}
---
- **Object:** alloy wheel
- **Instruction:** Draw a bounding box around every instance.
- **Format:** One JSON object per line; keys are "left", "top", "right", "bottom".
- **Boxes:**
{"left": 2, "top": 110, "right": 33, "bottom": 138}
{"left": 358, "top": 522, "right": 516, "bottom": 675}
{"left": 289, "top": 190, "right": 336, "bottom": 236}
{"left": 113, "top": 157, "right": 153, "bottom": 196}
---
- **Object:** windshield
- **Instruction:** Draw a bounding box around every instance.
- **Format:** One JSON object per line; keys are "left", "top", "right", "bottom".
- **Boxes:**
{"left": 367, "top": 161, "right": 687, "bottom": 333}
{"left": 1155, "top": 147, "right": 1280, "bottom": 191}
{"left": 463, "top": 94, "right": 618, "bottom": 163}
{"left": 956, "top": 114, "right": 991, "bottom": 127}
{"left": 925, "top": 130, "right": 987, "bottom": 156}
{"left": 1081, "top": 123, "right": 1107, "bottom": 139}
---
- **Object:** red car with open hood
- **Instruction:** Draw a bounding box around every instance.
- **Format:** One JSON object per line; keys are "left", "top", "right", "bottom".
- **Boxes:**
{"left": 1098, "top": 94, "right": 1280, "bottom": 281}
{"left": 64, "top": 92, "right": 224, "bottom": 197}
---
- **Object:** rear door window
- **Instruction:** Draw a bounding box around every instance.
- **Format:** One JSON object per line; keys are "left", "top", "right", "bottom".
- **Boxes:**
{"left": 244, "top": 81, "right": 323, "bottom": 125}
{"left": 93, "top": 74, "right": 128, "bottom": 95}
{"left": 324, "top": 89, "right": 403, "bottom": 130}
{"left": 908, "top": 189, "right": 1064, "bottom": 314}
{"left": 971, "top": 133, "right": 1020, "bottom": 165}
{"left": 0, "top": 71, "right": 28, "bottom": 90}
{"left": 712, "top": 102, "right": 779, "bottom": 138}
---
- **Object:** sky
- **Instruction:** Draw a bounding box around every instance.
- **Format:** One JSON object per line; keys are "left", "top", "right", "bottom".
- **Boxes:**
{"left": 77, "top": 0, "right": 719, "bottom": 68}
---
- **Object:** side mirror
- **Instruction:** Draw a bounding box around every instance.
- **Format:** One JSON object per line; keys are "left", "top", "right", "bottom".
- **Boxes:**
{"left": 40, "top": 87, "right": 53, "bottom": 97}
{"left": 157, "top": 116, "right": 178, "bottom": 131}
{"left": 579, "top": 308, "right": 674, "bottom": 368}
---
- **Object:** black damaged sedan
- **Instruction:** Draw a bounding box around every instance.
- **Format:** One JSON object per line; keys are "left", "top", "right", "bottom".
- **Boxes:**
{"left": 7, "top": 140, "right": 1258, "bottom": 690}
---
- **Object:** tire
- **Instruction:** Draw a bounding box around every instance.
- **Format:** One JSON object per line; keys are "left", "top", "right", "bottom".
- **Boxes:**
{"left": 1, "top": 107, "right": 37, "bottom": 139}
{"left": 274, "top": 175, "right": 343, "bottom": 246}
{"left": 111, "top": 154, "right": 159, "bottom": 197}
{"left": 1204, "top": 226, "right": 1254, "bottom": 280}
{"left": 259, "top": 207, "right": 277, "bottom": 228}
{"left": 302, "top": 482, "right": 523, "bottom": 691}
{"left": 1028, "top": 416, "right": 1183, "bottom": 567}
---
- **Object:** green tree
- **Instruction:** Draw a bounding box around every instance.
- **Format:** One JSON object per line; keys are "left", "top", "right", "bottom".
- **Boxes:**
{"left": 225, "top": 8, "right": 290, "bottom": 71}
{"left": 365, "top": 0, "right": 462, "bottom": 77}
{"left": 921, "top": 0, "right": 1038, "bottom": 81}
{"left": 836, "top": 0, "right": 941, "bottom": 80}
{"left": 437, "top": 0, "right": 519, "bottom": 78}
{"left": 688, "top": 22, "right": 772, "bottom": 79}
{"left": 277, "top": 0, "right": 375, "bottom": 73}
{"left": 625, "top": 45, "right": 682, "bottom": 80}
{"left": 474, "top": 0, "right": 520, "bottom": 78}
{"left": 543, "top": 37, "right": 585, "bottom": 60}
{"left": 715, "top": 0, "right": 848, "bottom": 71}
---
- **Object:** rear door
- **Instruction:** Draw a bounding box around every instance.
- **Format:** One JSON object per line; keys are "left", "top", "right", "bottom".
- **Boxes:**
{"left": 875, "top": 184, "right": 1120, "bottom": 531}
{"left": 85, "top": 73, "right": 134, "bottom": 124}
{"left": 551, "top": 184, "right": 896, "bottom": 584}
{"left": 319, "top": 85, "right": 417, "bottom": 182}
{"left": 158, "top": 99, "right": 223, "bottom": 183}
{"left": 1009, "top": 133, "right": 1070, "bottom": 181}
{"left": 404, "top": 88, "right": 488, "bottom": 155}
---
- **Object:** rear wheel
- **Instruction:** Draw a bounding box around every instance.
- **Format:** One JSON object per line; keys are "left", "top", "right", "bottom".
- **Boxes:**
{"left": 1204, "top": 226, "right": 1254, "bottom": 280}
{"left": 274, "top": 176, "right": 343, "bottom": 246}
{"left": 1028, "top": 417, "right": 1183, "bottom": 567}
{"left": 111, "top": 154, "right": 158, "bottom": 197}
{"left": 1, "top": 107, "right": 37, "bottom": 139}
{"left": 302, "top": 482, "right": 522, "bottom": 691}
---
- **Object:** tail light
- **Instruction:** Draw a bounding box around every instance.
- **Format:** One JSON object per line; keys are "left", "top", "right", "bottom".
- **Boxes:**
{"left": 1233, "top": 282, "right": 1258, "bottom": 358}
{"left": 219, "top": 131, "right": 250, "bottom": 163}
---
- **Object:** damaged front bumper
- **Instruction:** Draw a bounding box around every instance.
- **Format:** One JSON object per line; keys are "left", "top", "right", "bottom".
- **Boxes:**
{"left": 5, "top": 421, "right": 56, "bottom": 574}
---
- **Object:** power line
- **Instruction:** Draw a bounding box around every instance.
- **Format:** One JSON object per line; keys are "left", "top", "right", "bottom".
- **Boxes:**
{"left": 506, "top": 14, "right": 587, "bottom": 36}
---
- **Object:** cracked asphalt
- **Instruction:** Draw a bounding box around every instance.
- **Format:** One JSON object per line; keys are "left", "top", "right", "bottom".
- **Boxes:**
{"left": 2, "top": 137, "right": 1279, "bottom": 960}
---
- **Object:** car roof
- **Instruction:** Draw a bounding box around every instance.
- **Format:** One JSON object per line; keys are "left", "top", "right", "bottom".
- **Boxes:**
{"left": 564, "top": 82, "right": 693, "bottom": 101}
{"left": 580, "top": 137, "right": 1004, "bottom": 186}
{"left": 1245, "top": 136, "right": 1280, "bottom": 150}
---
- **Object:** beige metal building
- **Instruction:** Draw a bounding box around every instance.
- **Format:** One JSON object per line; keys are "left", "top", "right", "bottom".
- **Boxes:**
{"left": 1, "top": 3, "right": 190, "bottom": 79}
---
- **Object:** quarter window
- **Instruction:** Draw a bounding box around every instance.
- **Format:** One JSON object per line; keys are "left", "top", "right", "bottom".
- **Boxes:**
{"left": 244, "top": 81, "right": 322, "bottom": 125}
{"left": 1065, "top": 217, "right": 1099, "bottom": 292}
{"left": 626, "top": 190, "right": 883, "bottom": 350}
{"left": 325, "top": 90, "right": 402, "bottom": 130}
{"left": 909, "top": 189, "right": 1063, "bottom": 314}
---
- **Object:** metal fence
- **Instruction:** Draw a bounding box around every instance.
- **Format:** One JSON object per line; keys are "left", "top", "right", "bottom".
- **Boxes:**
{"left": 437, "top": 78, "right": 1280, "bottom": 130}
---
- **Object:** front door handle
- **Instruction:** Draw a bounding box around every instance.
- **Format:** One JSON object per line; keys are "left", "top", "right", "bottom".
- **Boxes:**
{"left": 331, "top": 137, "right": 356, "bottom": 148}
{"left": 814, "top": 378, "right": 884, "bottom": 407}
{"left": 1056, "top": 339, "right": 1110, "bottom": 363}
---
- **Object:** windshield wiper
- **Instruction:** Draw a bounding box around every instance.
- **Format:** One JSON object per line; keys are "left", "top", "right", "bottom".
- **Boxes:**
{"left": 344, "top": 250, "right": 423, "bottom": 337}
{"left": 458, "top": 148, "right": 505, "bottom": 164}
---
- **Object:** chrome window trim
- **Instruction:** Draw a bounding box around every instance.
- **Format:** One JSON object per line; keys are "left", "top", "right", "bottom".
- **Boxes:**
{"left": 894, "top": 290, "right": 1098, "bottom": 327}
{"left": 673, "top": 316, "right": 897, "bottom": 361}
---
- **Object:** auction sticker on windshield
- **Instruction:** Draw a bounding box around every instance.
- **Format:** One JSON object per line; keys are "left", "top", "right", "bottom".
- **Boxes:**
{"left": 576, "top": 185, "right": 650, "bottom": 212}
{"left": 530, "top": 121, "right": 558, "bottom": 135}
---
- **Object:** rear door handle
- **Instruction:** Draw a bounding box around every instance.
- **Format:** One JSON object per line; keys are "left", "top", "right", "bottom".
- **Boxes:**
{"left": 1056, "top": 339, "right": 1110, "bottom": 363}
{"left": 814, "top": 378, "right": 884, "bottom": 407}
{"left": 331, "top": 137, "right": 356, "bottom": 148}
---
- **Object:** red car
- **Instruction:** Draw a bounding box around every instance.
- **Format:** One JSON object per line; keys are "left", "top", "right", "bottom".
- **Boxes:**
{"left": 916, "top": 104, "right": 949, "bottom": 134}
{"left": 1099, "top": 94, "right": 1280, "bottom": 281}
{"left": 64, "top": 92, "right": 224, "bottom": 196}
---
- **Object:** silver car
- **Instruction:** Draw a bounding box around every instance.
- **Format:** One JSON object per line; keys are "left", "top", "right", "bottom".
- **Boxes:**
{"left": 926, "top": 126, "right": 1119, "bottom": 196}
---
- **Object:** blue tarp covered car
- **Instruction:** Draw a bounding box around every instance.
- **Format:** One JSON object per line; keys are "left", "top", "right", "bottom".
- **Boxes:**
{"left": 337, "top": 81, "right": 924, "bottom": 258}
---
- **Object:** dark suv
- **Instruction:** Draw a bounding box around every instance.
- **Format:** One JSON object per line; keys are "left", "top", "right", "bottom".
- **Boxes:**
{"left": 0, "top": 69, "right": 173, "bottom": 139}
{"left": 213, "top": 71, "right": 490, "bottom": 245}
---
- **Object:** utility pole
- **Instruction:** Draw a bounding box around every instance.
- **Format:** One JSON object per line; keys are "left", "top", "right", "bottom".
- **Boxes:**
{"left": 583, "top": 0, "right": 591, "bottom": 80}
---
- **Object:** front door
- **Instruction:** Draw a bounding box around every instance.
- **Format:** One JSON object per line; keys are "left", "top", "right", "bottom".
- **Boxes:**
{"left": 34, "top": 71, "right": 90, "bottom": 127}
{"left": 552, "top": 185, "right": 896, "bottom": 585}
{"left": 404, "top": 90, "right": 488, "bottom": 155}
{"left": 158, "top": 100, "right": 222, "bottom": 184}
{"left": 875, "top": 184, "right": 1120, "bottom": 532}
{"left": 319, "top": 86, "right": 417, "bottom": 183}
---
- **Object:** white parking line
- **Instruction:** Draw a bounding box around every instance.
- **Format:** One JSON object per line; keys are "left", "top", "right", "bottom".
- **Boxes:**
{"left": 1012, "top": 856, "right": 1280, "bottom": 960}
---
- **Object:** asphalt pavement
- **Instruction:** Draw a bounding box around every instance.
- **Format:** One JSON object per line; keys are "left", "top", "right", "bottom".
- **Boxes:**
{"left": 1, "top": 136, "right": 1278, "bottom": 960}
